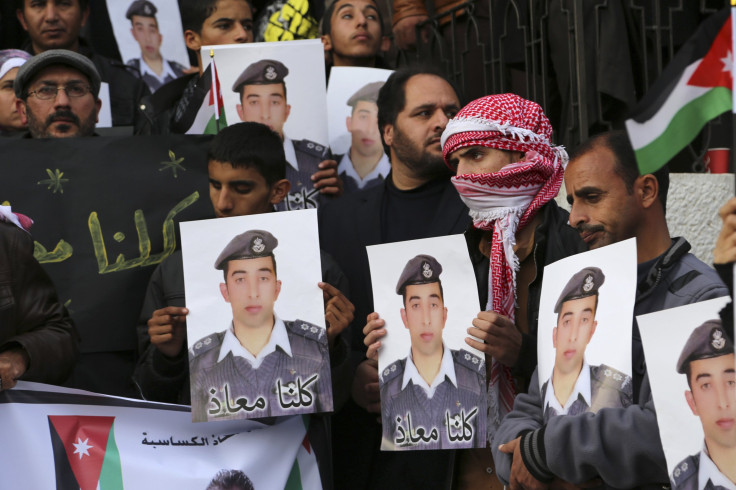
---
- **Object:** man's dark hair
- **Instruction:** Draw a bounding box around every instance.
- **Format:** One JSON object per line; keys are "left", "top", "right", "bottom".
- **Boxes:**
{"left": 401, "top": 281, "right": 444, "bottom": 307}
{"left": 17, "top": 0, "right": 89, "bottom": 11}
{"left": 207, "top": 122, "right": 286, "bottom": 186}
{"left": 571, "top": 130, "right": 670, "bottom": 213}
{"left": 555, "top": 295, "right": 599, "bottom": 326}
{"left": 377, "top": 65, "right": 457, "bottom": 156}
{"left": 223, "top": 255, "right": 277, "bottom": 281}
{"left": 206, "top": 469, "right": 255, "bottom": 490}
{"left": 236, "top": 82, "right": 287, "bottom": 103}
{"left": 321, "top": 0, "right": 384, "bottom": 37}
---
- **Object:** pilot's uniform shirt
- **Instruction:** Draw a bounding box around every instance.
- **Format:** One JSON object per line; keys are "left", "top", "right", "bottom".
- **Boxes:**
{"left": 337, "top": 151, "right": 390, "bottom": 194}
{"left": 189, "top": 316, "right": 332, "bottom": 421}
{"left": 671, "top": 444, "right": 736, "bottom": 490}
{"left": 380, "top": 347, "right": 486, "bottom": 450}
{"left": 542, "top": 362, "right": 633, "bottom": 423}
{"left": 280, "top": 136, "right": 330, "bottom": 211}
{"left": 127, "top": 57, "right": 186, "bottom": 92}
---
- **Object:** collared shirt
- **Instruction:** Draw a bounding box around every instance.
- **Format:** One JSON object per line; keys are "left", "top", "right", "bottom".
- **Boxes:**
{"left": 699, "top": 444, "right": 736, "bottom": 490}
{"left": 337, "top": 151, "right": 390, "bottom": 189}
{"left": 217, "top": 316, "right": 293, "bottom": 368}
{"left": 283, "top": 137, "right": 300, "bottom": 171}
{"left": 543, "top": 360, "right": 592, "bottom": 414}
{"left": 402, "top": 344, "right": 458, "bottom": 398}
{"left": 138, "top": 57, "right": 179, "bottom": 86}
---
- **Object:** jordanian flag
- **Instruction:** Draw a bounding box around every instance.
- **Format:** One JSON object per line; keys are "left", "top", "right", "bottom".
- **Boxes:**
{"left": 48, "top": 415, "right": 124, "bottom": 490}
{"left": 625, "top": 8, "right": 732, "bottom": 174}
{"left": 184, "top": 63, "right": 228, "bottom": 135}
{"left": 205, "top": 54, "right": 228, "bottom": 135}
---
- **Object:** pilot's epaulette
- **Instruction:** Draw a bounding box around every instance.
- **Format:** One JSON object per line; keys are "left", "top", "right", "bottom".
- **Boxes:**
{"left": 286, "top": 319, "right": 325, "bottom": 342}
{"left": 189, "top": 332, "right": 222, "bottom": 358}
{"left": 294, "top": 139, "right": 329, "bottom": 159}
{"left": 453, "top": 349, "right": 484, "bottom": 373}
{"left": 671, "top": 454, "right": 698, "bottom": 487}
{"left": 381, "top": 358, "right": 405, "bottom": 383}
{"left": 592, "top": 364, "right": 633, "bottom": 394}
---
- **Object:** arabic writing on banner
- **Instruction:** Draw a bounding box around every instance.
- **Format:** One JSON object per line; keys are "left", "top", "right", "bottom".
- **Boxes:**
{"left": 0, "top": 136, "right": 213, "bottom": 358}
{"left": 0, "top": 382, "right": 321, "bottom": 489}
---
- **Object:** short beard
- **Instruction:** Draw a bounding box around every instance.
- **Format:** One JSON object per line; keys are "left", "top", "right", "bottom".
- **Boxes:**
{"left": 391, "top": 124, "right": 451, "bottom": 182}
{"left": 26, "top": 107, "right": 96, "bottom": 138}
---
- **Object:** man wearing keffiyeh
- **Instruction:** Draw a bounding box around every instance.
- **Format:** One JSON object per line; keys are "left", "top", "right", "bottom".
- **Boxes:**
{"left": 440, "top": 93, "right": 585, "bottom": 487}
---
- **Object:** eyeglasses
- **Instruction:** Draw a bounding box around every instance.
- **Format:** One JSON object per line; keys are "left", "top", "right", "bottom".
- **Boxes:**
{"left": 27, "top": 84, "right": 92, "bottom": 100}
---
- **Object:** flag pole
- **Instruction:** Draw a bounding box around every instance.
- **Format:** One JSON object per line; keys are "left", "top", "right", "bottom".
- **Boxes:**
{"left": 731, "top": 0, "right": 735, "bottom": 174}
{"left": 210, "top": 48, "right": 220, "bottom": 133}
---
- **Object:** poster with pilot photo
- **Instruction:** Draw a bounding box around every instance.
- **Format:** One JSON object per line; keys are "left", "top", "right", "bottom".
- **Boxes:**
{"left": 106, "top": 0, "right": 191, "bottom": 93}
{"left": 181, "top": 209, "right": 332, "bottom": 422}
{"left": 638, "top": 297, "right": 735, "bottom": 490}
{"left": 367, "top": 234, "right": 486, "bottom": 451}
{"left": 202, "top": 40, "right": 329, "bottom": 210}
{"left": 536, "top": 238, "right": 636, "bottom": 423}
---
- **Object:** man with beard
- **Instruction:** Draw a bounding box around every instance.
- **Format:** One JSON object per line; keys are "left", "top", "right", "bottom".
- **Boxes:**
{"left": 318, "top": 66, "right": 468, "bottom": 489}
{"left": 14, "top": 49, "right": 101, "bottom": 138}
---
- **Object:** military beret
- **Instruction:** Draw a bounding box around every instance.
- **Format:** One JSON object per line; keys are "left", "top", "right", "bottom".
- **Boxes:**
{"left": 232, "top": 59, "right": 289, "bottom": 93}
{"left": 14, "top": 49, "right": 101, "bottom": 98}
{"left": 396, "top": 254, "right": 442, "bottom": 295}
{"left": 553, "top": 266, "right": 605, "bottom": 313}
{"left": 346, "top": 81, "right": 384, "bottom": 108}
{"left": 676, "top": 319, "right": 734, "bottom": 374}
{"left": 126, "top": 0, "right": 157, "bottom": 19}
{"left": 214, "top": 229, "right": 278, "bottom": 270}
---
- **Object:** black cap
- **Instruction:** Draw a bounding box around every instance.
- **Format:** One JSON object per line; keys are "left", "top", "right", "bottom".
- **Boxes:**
{"left": 214, "top": 230, "right": 278, "bottom": 270}
{"left": 676, "top": 319, "right": 734, "bottom": 374}
{"left": 553, "top": 266, "right": 605, "bottom": 313}
{"left": 396, "top": 254, "right": 442, "bottom": 295}
{"left": 346, "top": 81, "right": 384, "bottom": 108}
{"left": 232, "top": 59, "right": 289, "bottom": 93}
{"left": 126, "top": 0, "right": 157, "bottom": 19}
{"left": 14, "top": 49, "right": 101, "bottom": 98}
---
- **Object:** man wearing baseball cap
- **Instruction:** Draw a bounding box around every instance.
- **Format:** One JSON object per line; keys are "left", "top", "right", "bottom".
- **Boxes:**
{"left": 14, "top": 49, "right": 101, "bottom": 138}
{"left": 671, "top": 319, "right": 735, "bottom": 490}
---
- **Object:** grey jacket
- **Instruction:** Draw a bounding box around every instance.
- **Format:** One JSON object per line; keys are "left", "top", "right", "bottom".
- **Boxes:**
{"left": 492, "top": 237, "right": 728, "bottom": 489}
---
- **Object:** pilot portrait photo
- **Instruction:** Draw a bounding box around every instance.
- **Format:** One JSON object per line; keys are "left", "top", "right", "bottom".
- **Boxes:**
{"left": 536, "top": 238, "right": 636, "bottom": 422}
{"left": 367, "top": 235, "right": 486, "bottom": 451}
{"left": 203, "top": 41, "right": 329, "bottom": 211}
{"left": 637, "top": 297, "right": 735, "bottom": 490}
{"left": 181, "top": 211, "right": 332, "bottom": 422}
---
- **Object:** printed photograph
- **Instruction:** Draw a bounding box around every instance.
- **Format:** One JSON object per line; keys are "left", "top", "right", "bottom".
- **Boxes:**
{"left": 367, "top": 234, "right": 486, "bottom": 451}
{"left": 181, "top": 209, "right": 332, "bottom": 422}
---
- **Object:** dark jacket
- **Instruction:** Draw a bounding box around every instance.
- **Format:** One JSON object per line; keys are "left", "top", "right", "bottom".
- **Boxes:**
{"left": 0, "top": 221, "right": 79, "bottom": 384}
{"left": 138, "top": 72, "right": 204, "bottom": 135}
{"left": 493, "top": 237, "right": 729, "bottom": 489}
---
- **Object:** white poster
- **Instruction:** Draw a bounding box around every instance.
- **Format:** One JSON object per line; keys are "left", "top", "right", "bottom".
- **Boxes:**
{"left": 181, "top": 209, "right": 332, "bottom": 422}
{"left": 367, "top": 234, "right": 486, "bottom": 451}
{"left": 638, "top": 297, "right": 734, "bottom": 489}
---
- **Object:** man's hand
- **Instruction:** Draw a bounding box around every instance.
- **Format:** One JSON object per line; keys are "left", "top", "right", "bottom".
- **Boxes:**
{"left": 363, "top": 312, "right": 386, "bottom": 361}
{"left": 352, "top": 358, "right": 381, "bottom": 414}
{"left": 392, "top": 15, "right": 430, "bottom": 50}
{"left": 319, "top": 282, "right": 355, "bottom": 349}
{"left": 466, "top": 311, "right": 522, "bottom": 367}
{"left": 312, "top": 159, "right": 343, "bottom": 197}
{"left": 714, "top": 196, "right": 736, "bottom": 264}
{"left": 0, "top": 347, "right": 30, "bottom": 391}
{"left": 499, "top": 437, "right": 547, "bottom": 490}
{"left": 148, "top": 306, "right": 189, "bottom": 358}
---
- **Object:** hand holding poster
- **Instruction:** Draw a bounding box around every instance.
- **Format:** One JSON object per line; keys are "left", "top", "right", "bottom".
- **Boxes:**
{"left": 182, "top": 209, "right": 332, "bottom": 422}
{"left": 367, "top": 234, "right": 486, "bottom": 450}
{"left": 537, "top": 238, "right": 636, "bottom": 421}
{"left": 638, "top": 297, "right": 735, "bottom": 489}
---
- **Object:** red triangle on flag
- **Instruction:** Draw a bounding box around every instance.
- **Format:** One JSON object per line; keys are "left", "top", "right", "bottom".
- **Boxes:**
{"left": 688, "top": 16, "right": 733, "bottom": 89}
{"left": 48, "top": 415, "right": 115, "bottom": 490}
{"left": 301, "top": 433, "right": 312, "bottom": 454}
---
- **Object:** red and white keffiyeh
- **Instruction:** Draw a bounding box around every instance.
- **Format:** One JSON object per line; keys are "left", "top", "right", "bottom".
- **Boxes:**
{"left": 441, "top": 94, "right": 567, "bottom": 440}
{"left": 0, "top": 205, "right": 33, "bottom": 232}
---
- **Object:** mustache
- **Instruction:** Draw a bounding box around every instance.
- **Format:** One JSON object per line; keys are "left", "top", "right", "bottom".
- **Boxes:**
{"left": 575, "top": 224, "right": 604, "bottom": 235}
{"left": 45, "top": 109, "right": 80, "bottom": 127}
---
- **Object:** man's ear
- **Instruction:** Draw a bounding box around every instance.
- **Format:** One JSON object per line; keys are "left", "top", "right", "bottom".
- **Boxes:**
{"left": 400, "top": 308, "right": 408, "bottom": 328}
{"left": 80, "top": 6, "right": 90, "bottom": 28}
{"left": 321, "top": 34, "right": 332, "bottom": 52}
{"left": 94, "top": 98, "right": 102, "bottom": 123}
{"left": 184, "top": 29, "right": 202, "bottom": 52}
{"left": 380, "top": 35, "right": 391, "bottom": 52}
{"left": 236, "top": 104, "right": 245, "bottom": 121}
{"left": 685, "top": 389, "right": 698, "bottom": 416}
{"left": 637, "top": 174, "right": 659, "bottom": 209}
{"left": 383, "top": 123, "right": 394, "bottom": 147}
{"left": 219, "top": 283, "right": 230, "bottom": 302}
{"left": 284, "top": 103, "right": 291, "bottom": 121}
{"left": 16, "top": 9, "right": 28, "bottom": 31}
{"left": 346, "top": 115, "right": 352, "bottom": 132}
{"left": 552, "top": 326, "right": 557, "bottom": 348}
{"left": 269, "top": 179, "right": 291, "bottom": 204}
{"left": 16, "top": 99, "right": 27, "bottom": 125}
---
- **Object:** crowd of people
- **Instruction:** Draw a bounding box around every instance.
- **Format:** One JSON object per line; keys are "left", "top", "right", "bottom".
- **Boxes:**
{"left": 1, "top": 0, "right": 735, "bottom": 489}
